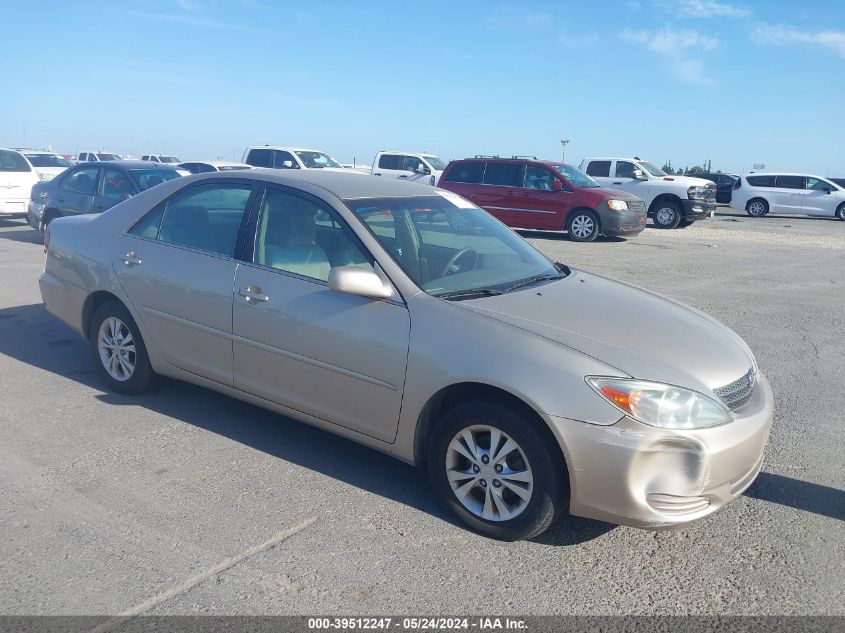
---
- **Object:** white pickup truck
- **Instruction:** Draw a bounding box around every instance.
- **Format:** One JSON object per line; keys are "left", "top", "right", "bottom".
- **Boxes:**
{"left": 580, "top": 157, "right": 717, "bottom": 228}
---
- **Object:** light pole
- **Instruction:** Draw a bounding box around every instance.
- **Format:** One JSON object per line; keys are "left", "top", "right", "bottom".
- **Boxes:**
{"left": 560, "top": 139, "right": 570, "bottom": 163}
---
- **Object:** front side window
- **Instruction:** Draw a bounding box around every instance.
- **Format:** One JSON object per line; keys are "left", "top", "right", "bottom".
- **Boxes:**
{"left": 272, "top": 151, "right": 298, "bottom": 169}
{"left": 60, "top": 167, "right": 99, "bottom": 194}
{"left": 128, "top": 169, "right": 182, "bottom": 191}
{"left": 807, "top": 177, "right": 834, "bottom": 191}
{"left": 551, "top": 164, "right": 599, "bottom": 188}
{"left": 378, "top": 154, "right": 402, "bottom": 170}
{"left": 0, "top": 150, "right": 32, "bottom": 172}
{"left": 483, "top": 163, "right": 524, "bottom": 187}
{"left": 775, "top": 175, "right": 805, "bottom": 189}
{"left": 524, "top": 165, "right": 559, "bottom": 191}
{"left": 148, "top": 183, "right": 253, "bottom": 257}
{"left": 345, "top": 194, "right": 564, "bottom": 298}
{"left": 584, "top": 160, "right": 610, "bottom": 177}
{"left": 615, "top": 161, "right": 638, "bottom": 179}
{"left": 442, "top": 162, "right": 483, "bottom": 184}
{"left": 403, "top": 156, "right": 427, "bottom": 173}
{"left": 101, "top": 169, "right": 135, "bottom": 201}
{"left": 253, "top": 188, "right": 371, "bottom": 282}
{"left": 294, "top": 150, "right": 341, "bottom": 169}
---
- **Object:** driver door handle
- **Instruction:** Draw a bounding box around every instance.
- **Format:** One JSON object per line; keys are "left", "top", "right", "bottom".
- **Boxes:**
{"left": 238, "top": 286, "right": 269, "bottom": 303}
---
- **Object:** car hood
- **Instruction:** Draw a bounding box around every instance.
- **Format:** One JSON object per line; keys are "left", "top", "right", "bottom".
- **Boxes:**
{"left": 656, "top": 175, "right": 713, "bottom": 187}
{"left": 597, "top": 187, "right": 642, "bottom": 200}
{"left": 457, "top": 270, "right": 754, "bottom": 395}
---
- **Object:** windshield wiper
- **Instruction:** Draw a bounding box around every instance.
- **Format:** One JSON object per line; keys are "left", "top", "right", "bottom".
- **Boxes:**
{"left": 503, "top": 273, "right": 566, "bottom": 293}
{"left": 438, "top": 288, "right": 503, "bottom": 301}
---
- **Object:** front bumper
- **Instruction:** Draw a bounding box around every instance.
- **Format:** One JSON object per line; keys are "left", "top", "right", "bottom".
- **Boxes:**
{"left": 27, "top": 200, "right": 45, "bottom": 229}
{"left": 0, "top": 198, "right": 29, "bottom": 218}
{"left": 547, "top": 371, "right": 774, "bottom": 528}
{"left": 597, "top": 202, "right": 647, "bottom": 237}
{"left": 681, "top": 197, "right": 717, "bottom": 221}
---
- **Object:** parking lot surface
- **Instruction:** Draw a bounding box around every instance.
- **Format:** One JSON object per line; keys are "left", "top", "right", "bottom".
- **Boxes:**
{"left": 1, "top": 210, "right": 843, "bottom": 616}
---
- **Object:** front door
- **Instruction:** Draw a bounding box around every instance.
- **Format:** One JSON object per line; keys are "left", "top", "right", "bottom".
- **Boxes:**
{"left": 232, "top": 185, "right": 410, "bottom": 442}
{"left": 505, "top": 164, "right": 564, "bottom": 230}
{"left": 609, "top": 160, "right": 651, "bottom": 201}
{"left": 802, "top": 177, "right": 838, "bottom": 216}
{"left": 113, "top": 180, "right": 256, "bottom": 385}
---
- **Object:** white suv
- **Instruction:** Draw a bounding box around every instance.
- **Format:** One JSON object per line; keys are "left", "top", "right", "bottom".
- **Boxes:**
{"left": 0, "top": 149, "right": 40, "bottom": 219}
{"left": 580, "top": 157, "right": 717, "bottom": 228}
{"left": 17, "top": 149, "right": 72, "bottom": 181}
{"left": 243, "top": 146, "right": 356, "bottom": 174}
{"left": 731, "top": 173, "right": 845, "bottom": 220}
{"left": 371, "top": 151, "right": 447, "bottom": 186}
{"left": 141, "top": 154, "right": 181, "bottom": 164}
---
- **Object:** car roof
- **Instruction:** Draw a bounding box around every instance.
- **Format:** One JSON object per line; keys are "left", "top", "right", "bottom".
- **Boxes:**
{"left": 743, "top": 172, "right": 828, "bottom": 178}
{"left": 246, "top": 146, "right": 325, "bottom": 153}
{"left": 583, "top": 157, "right": 649, "bottom": 162}
{"left": 192, "top": 168, "right": 438, "bottom": 199}
{"left": 379, "top": 150, "right": 439, "bottom": 157}
{"left": 77, "top": 160, "right": 179, "bottom": 168}
{"left": 184, "top": 160, "right": 251, "bottom": 167}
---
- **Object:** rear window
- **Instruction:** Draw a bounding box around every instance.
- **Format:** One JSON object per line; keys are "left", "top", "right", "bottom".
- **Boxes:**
{"left": 585, "top": 161, "right": 611, "bottom": 177}
{"left": 442, "top": 162, "right": 484, "bottom": 184}
{"left": 775, "top": 175, "right": 805, "bottom": 189}
{"left": 0, "top": 150, "right": 32, "bottom": 172}
{"left": 378, "top": 154, "right": 402, "bottom": 170}
{"left": 747, "top": 175, "right": 776, "bottom": 187}
{"left": 483, "top": 163, "right": 523, "bottom": 187}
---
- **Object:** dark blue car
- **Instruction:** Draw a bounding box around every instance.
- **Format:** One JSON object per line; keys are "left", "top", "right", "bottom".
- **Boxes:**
{"left": 28, "top": 160, "right": 184, "bottom": 230}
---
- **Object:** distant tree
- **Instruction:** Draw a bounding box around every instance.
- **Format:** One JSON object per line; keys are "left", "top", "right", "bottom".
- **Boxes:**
{"left": 661, "top": 160, "right": 674, "bottom": 174}
{"left": 686, "top": 165, "right": 706, "bottom": 175}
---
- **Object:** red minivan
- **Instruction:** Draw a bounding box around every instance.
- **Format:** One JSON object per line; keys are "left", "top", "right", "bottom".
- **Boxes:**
{"left": 438, "top": 157, "right": 647, "bottom": 241}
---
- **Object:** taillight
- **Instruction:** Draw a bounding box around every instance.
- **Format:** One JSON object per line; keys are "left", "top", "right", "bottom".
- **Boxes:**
{"left": 733, "top": 178, "right": 741, "bottom": 190}
{"left": 43, "top": 226, "right": 50, "bottom": 253}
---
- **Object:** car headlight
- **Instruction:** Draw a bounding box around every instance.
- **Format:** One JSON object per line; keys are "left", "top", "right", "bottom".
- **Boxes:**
{"left": 586, "top": 377, "right": 732, "bottom": 429}
{"left": 687, "top": 186, "right": 710, "bottom": 199}
{"left": 607, "top": 199, "right": 629, "bottom": 211}
{"left": 39, "top": 173, "right": 54, "bottom": 181}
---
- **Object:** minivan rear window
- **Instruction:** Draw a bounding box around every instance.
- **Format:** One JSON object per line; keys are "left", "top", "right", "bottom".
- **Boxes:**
{"left": 442, "top": 162, "right": 484, "bottom": 184}
{"left": 585, "top": 161, "right": 611, "bottom": 177}
{"left": 0, "top": 150, "right": 32, "bottom": 172}
{"left": 483, "top": 163, "right": 523, "bottom": 187}
{"left": 747, "top": 175, "right": 776, "bottom": 187}
{"left": 378, "top": 154, "right": 402, "bottom": 170}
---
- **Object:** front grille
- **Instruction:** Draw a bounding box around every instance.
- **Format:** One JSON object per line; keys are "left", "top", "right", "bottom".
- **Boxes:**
{"left": 714, "top": 369, "right": 756, "bottom": 411}
{"left": 628, "top": 199, "right": 646, "bottom": 214}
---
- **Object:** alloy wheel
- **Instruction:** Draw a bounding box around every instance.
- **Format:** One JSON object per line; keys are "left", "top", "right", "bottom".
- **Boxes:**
{"left": 748, "top": 201, "right": 766, "bottom": 216}
{"left": 570, "top": 215, "right": 595, "bottom": 239}
{"left": 445, "top": 425, "right": 534, "bottom": 522}
{"left": 656, "top": 207, "right": 676, "bottom": 226}
{"left": 97, "top": 317, "right": 136, "bottom": 381}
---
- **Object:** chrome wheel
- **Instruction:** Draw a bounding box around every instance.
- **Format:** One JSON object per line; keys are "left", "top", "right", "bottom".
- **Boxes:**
{"left": 748, "top": 200, "right": 767, "bottom": 216}
{"left": 655, "top": 207, "right": 677, "bottom": 225}
{"left": 97, "top": 317, "right": 136, "bottom": 382}
{"left": 445, "top": 425, "right": 534, "bottom": 522}
{"left": 570, "top": 214, "right": 595, "bottom": 239}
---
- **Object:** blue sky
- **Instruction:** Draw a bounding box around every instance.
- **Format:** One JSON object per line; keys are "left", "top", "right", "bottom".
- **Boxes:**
{"left": 2, "top": 0, "right": 844, "bottom": 175}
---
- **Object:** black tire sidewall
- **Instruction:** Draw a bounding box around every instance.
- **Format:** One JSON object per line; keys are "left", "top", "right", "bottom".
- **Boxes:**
{"left": 652, "top": 202, "right": 682, "bottom": 229}
{"left": 746, "top": 198, "right": 769, "bottom": 217}
{"left": 427, "top": 401, "right": 563, "bottom": 541}
{"left": 836, "top": 204, "right": 845, "bottom": 221}
{"left": 90, "top": 301, "right": 156, "bottom": 395}
{"left": 566, "top": 209, "right": 599, "bottom": 242}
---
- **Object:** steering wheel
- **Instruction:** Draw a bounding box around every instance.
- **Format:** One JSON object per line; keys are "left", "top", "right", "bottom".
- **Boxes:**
{"left": 442, "top": 248, "right": 478, "bottom": 277}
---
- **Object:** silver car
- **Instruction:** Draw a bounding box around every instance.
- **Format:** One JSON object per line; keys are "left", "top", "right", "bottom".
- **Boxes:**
{"left": 39, "top": 170, "right": 773, "bottom": 540}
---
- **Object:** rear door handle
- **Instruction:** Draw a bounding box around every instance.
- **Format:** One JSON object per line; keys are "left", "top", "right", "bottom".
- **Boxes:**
{"left": 121, "top": 251, "right": 142, "bottom": 266}
{"left": 238, "top": 286, "right": 269, "bottom": 303}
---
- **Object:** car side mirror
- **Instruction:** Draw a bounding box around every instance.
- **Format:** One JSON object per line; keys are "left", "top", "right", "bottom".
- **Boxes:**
{"left": 551, "top": 180, "right": 564, "bottom": 191}
{"left": 281, "top": 160, "right": 295, "bottom": 169}
{"left": 632, "top": 169, "right": 647, "bottom": 181}
{"left": 328, "top": 266, "right": 393, "bottom": 300}
{"left": 824, "top": 187, "right": 832, "bottom": 194}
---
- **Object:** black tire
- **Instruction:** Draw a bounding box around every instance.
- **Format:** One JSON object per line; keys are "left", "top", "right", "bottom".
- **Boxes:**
{"left": 42, "top": 209, "right": 60, "bottom": 230}
{"left": 566, "top": 209, "right": 600, "bottom": 242}
{"left": 651, "top": 200, "right": 682, "bottom": 229}
{"left": 746, "top": 198, "right": 769, "bottom": 217}
{"left": 427, "top": 401, "right": 565, "bottom": 541}
{"left": 836, "top": 204, "right": 845, "bottom": 221}
{"left": 678, "top": 219, "right": 693, "bottom": 228}
{"left": 89, "top": 300, "right": 157, "bottom": 395}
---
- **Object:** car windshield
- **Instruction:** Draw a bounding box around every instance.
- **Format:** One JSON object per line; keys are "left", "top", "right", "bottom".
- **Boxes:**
{"left": 295, "top": 151, "right": 342, "bottom": 168}
{"left": 128, "top": 169, "right": 182, "bottom": 191}
{"left": 158, "top": 156, "right": 180, "bottom": 163}
{"left": 551, "top": 163, "right": 600, "bottom": 188}
{"left": 423, "top": 156, "right": 447, "bottom": 170}
{"left": 639, "top": 161, "right": 667, "bottom": 177}
{"left": 0, "top": 150, "right": 31, "bottom": 172}
{"left": 97, "top": 153, "right": 121, "bottom": 161}
{"left": 25, "top": 154, "right": 72, "bottom": 168}
{"left": 344, "top": 193, "right": 566, "bottom": 299}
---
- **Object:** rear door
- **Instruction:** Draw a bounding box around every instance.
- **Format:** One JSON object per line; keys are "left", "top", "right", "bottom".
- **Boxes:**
{"left": 471, "top": 162, "right": 525, "bottom": 226}
{"left": 112, "top": 180, "right": 256, "bottom": 385}
{"left": 372, "top": 153, "right": 403, "bottom": 178}
{"left": 583, "top": 160, "right": 613, "bottom": 187}
{"left": 773, "top": 175, "right": 805, "bottom": 213}
{"left": 55, "top": 166, "right": 101, "bottom": 216}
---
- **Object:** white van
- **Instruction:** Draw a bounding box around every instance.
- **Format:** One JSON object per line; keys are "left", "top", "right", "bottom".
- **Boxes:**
{"left": 0, "top": 149, "right": 40, "bottom": 219}
{"left": 732, "top": 173, "right": 845, "bottom": 220}
{"left": 371, "top": 151, "right": 447, "bottom": 186}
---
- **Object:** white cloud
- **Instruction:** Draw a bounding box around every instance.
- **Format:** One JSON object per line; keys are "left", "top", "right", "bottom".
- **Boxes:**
{"left": 621, "top": 28, "right": 718, "bottom": 85}
{"left": 485, "top": 7, "right": 552, "bottom": 30}
{"left": 752, "top": 23, "right": 845, "bottom": 58}
{"left": 677, "top": 1, "right": 751, "bottom": 18}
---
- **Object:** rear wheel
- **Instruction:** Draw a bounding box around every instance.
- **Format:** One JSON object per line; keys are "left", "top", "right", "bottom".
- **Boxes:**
{"left": 428, "top": 401, "right": 564, "bottom": 541}
{"left": 836, "top": 204, "right": 845, "bottom": 221}
{"left": 566, "top": 209, "right": 600, "bottom": 242}
{"left": 746, "top": 198, "right": 769, "bottom": 217}
{"left": 90, "top": 301, "right": 156, "bottom": 395}
{"left": 652, "top": 201, "right": 682, "bottom": 229}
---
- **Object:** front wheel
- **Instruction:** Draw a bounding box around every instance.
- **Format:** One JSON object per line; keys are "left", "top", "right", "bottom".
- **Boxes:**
{"left": 427, "top": 401, "right": 565, "bottom": 541}
{"left": 566, "top": 209, "right": 600, "bottom": 242}
{"left": 836, "top": 204, "right": 845, "bottom": 221}
{"left": 90, "top": 301, "right": 157, "bottom": 395}
{"left": 652, "top": 201, "right": 682, "bottom": 229}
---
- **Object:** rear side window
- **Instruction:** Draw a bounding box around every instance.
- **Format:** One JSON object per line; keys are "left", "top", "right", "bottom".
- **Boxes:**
{"left": 747, "top": 175, "right": 776, "bottom": 187}
{"left": 0, "top": 150, "right": 31, "bottom": 172}
{"left": 775, "top": 175, "right": 805, "bottom": 189}
{"left": 585, "top": 161, "right": 610, "bottom": 177}
{"left": 378, "top": 154, "right": 402, "bottom": 170}
{"left": 246, "top": 149, "right": 272, "bottom": 167}
{"left": 442, "top": 162, "right": 484, "bottom": 184}
{"left": 483, "top": 163, "right": 523, "bottom": 187}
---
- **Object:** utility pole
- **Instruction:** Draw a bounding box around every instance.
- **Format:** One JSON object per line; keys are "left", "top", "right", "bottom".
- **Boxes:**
{"left": 560, "top": 139, "right": 570, "bottom": 163}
